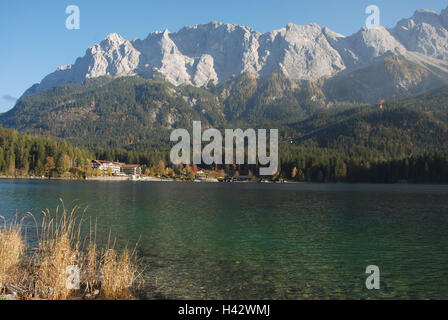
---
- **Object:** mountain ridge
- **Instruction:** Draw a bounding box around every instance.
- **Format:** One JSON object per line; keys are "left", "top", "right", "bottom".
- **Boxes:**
{"left": 22, "top": 6, "right": 448, "bottom": 98}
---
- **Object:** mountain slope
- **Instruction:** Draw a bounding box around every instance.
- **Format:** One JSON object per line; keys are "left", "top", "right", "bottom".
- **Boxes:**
{"left": 1, "top": 75, "right": 447, "bottom": 157}
{"left": 324, "top": 55, "right": 448, "bottom": 103}
{"left": 0, "top": 74, "right": 328, "bottom": 149}
{"left": 287, "top": 86, "right": 448, "bottom": 158}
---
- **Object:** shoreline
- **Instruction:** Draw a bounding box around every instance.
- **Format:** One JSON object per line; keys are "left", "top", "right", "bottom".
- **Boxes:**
{"left": 1, "top": 175, "right": 447, "bottom": 185}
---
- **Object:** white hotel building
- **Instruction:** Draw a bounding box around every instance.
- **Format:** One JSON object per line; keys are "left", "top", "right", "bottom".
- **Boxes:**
{"left": 92, "top": 160, "right": 141, "bottom": 176}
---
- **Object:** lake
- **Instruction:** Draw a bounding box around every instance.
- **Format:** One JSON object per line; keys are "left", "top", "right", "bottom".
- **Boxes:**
{"left": 1, "top": 179, "right": 447, "bottom": 299}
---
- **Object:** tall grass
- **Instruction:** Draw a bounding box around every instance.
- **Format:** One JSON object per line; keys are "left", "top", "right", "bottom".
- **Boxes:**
{"left": 0, "top": 217, "right": 25, "bottom": 293}
{"left": 31, "top": 205, "right": 83, "bottom": 299}
{"left": 0, "top": 201, "right": 142, "bottom": 300}
{"left": 102, "top": 247, "right": 139, "bottom": 299}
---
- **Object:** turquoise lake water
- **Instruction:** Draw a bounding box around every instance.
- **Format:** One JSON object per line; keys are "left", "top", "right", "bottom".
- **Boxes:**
{"left": 1, "top": 179, "right": 447, "bottom": 299}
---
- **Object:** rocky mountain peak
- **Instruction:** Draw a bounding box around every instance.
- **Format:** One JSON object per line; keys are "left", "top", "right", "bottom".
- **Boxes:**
{"left": 105, "top": 33, "right": 125, "bottom": 43}
{"left": 411, "top": 9, "right": 441, "bottom": 24}
{"left": 390, "top": 6, "right": 448, "bottom": 61}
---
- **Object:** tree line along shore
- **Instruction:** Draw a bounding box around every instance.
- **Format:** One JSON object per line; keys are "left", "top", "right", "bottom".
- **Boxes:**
{"left": 1, "top": 126, "right": 447, "bottom": 184}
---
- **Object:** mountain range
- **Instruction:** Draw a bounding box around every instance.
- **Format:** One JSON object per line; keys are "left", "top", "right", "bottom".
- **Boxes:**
{"left": 22, "top": 7, "right": 448, "bottom": 100}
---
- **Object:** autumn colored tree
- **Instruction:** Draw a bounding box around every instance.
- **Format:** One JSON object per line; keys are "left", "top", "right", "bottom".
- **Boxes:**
{"left": 218, "top": 169, "right": 225, "bottom": 178}
{"left": 157, "top": 160, "right": 166, "bottom": 176}
{"left": 84, "top": 164, "right": 93, "bottom": 177}
{"left": 56, "top": 153, "right": 71, "bottom": 175}
{"left": 44, "top": 156, "right": 56, "bottom": 178}
{"left": 291, "top": 167, "right": 298, "bottom": 179}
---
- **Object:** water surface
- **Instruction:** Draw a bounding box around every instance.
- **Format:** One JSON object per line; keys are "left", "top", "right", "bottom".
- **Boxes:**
{"left": 1, "top": 179, "right": 447, "bottom": 299}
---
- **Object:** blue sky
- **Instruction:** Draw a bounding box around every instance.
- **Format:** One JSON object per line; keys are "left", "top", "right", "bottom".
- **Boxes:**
{"left": 0, "top": 0, "right": 447, "bottom": 112}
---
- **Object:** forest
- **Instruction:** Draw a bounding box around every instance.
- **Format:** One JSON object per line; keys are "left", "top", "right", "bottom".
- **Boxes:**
{"left": 1, "top": 125, "right": 447, "bottom": 183}
{"left": 0, "top": 126, "right": 92, "bottom": 178}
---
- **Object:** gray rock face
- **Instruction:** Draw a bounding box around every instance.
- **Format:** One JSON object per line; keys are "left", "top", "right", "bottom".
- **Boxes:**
{"left": 327, "top": 26, "right": 407, "bottom": 70}
{"left": 25, "top": 6, "right": 448, "bottom": 96}
{"left": 258, "top": 23, "right": 345, "bottom": 80}
{"left": 171, "top": 22, "right": 261, "bottom": 83}
{"left": 391, "top": 9, "right": 448, "bottom": 60}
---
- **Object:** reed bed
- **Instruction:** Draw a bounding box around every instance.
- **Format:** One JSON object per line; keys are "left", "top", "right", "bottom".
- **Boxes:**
{"left": 0, "top": 217, "right": 25, "bottom": 292}
{"left": 0, "top": 200, "right": 142, "bottom": 300}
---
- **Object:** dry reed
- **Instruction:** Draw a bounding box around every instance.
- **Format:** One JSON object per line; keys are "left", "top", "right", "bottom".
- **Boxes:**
{"left": 0, "top": 216, "right": 25, "bottom": 293}
{"left": 0, "top": 200, "right": 142, "bottom": 300}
